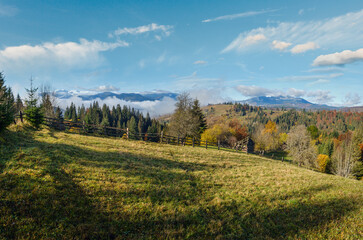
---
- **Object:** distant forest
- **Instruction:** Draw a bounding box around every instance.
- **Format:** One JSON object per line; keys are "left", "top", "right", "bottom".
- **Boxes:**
{"left": 63, "top": 102, "right": 164, "bottom": 137}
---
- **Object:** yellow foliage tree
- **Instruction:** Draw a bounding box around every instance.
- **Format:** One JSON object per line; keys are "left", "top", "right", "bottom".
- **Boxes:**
{"left": 316, "top": 154, "right": 330, "bottom": 173}
{"left": 278, "top": 132, "right": 288, "bottom": 146}
{"left": 264, "top": 120, "right": 277, "bottom": 134}
{"left": 201, "top": 124, "right": 223, "bottom": 143}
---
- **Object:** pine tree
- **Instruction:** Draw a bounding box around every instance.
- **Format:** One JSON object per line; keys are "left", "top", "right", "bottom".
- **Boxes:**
{"left": 0, "top": 72, "right": 15, "bottom": 132}
{"left": 138, "top": 118, "right": 143, "bottom": 139}
{"left": 24, "top": 78, "right": 44, "bottom": 129}
{"left": 15, "top": 94, "right": 24, "bottom": 113}
{"left": 191, "top": 99, "right": 207, "bottom": 136}
{"left": 70, "top": 103, "right": 77, "bottom": 122}
{"left": 127, "top": 116, "right": 138, "bottom": 139}
{"left": 55, "top": 107, "right": 63, "bottom": 121}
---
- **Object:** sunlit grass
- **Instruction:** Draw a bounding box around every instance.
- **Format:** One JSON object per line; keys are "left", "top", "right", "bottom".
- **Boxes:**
{"left": 1, "top": 125, "right": 362, "bottom": 239}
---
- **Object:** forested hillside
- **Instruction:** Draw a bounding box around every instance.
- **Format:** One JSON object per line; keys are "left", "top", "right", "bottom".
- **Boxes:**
{"left": 202, "top": 103, "right": 363, "bottom": 179}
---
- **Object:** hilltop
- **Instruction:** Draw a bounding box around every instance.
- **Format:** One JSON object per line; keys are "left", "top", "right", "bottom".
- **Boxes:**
{"left": 238, "top": 96, "right": 339, "bottom": 110}
{"left": 1, "top": 126, "right": 362, "bottom": 239}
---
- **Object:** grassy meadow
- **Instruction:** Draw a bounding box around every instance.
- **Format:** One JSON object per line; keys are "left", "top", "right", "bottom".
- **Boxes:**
{"left": 0, "top": 125, "right": 362, "bottom": 239}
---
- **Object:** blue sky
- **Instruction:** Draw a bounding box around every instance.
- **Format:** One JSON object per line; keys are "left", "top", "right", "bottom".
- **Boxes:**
{"left": 1, "top": 0, "right": 363, "bottom": 107}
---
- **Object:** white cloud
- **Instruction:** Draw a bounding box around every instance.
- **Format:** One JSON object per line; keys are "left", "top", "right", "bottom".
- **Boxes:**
{"left": 287, "top": 88, "right": 306, "bottom": 97}
{"left": 271, "top": 40, "right": 292, "bottom": 51}
{"left": 194, "top": 60, "right": 207, "bottom": 65}
{"left": 298, "top": 9, "right": 304, "bottom": 16}
{"left": 223, "top": 34, "right": 267, "bottom": 52}
{"left": 111, "top": 23, "right": 173, "bottom": 38}
{"left": 223, "top": 9, "right": 363, "bottom": 53}
{"left": 307, "top": 90, "right": 334, "bottom": 104}
{"left": 0, "top": 3, "right": 18, "bottom": 16}
{"left": 0, "top": 39, "right": 128, "bottom": 70}
{"left": 202, "top": 9, "right": 277, "bottom": 23}
{"left": 307, "top": 79, "right": 330, "bottom": 86}
{"left": 90, "top": 85, "right": 120, "bottom": 92}
{"left": 312, "top": 48, "right": 363, "bottom": 66}
{"left": 343, "top": 93, "right": 361, "bottom": 106}
{"left": 189, "top": 88, "right": 226, "bottom": 105}
{"left": 277, "top": 73, "right": 343, "bottom": 82}
{"left": 290, "top": 42, "right": 319, "bottom": 54}
{"left": 235, "top": 85, "right": 281, "bottom": 97}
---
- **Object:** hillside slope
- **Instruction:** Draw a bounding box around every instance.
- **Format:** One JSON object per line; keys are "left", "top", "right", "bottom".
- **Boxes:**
{"left": 1, "top": 126, "right": 362, "bottom": 239}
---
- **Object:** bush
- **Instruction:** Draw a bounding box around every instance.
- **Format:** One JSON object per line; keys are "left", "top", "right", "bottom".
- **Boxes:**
{"left": 316, "top": 154, "right": 330, "bottom": 173}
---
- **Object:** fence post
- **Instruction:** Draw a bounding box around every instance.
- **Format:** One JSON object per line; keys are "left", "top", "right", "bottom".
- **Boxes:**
{"left": 192, "top": 137, "right": 195, "bottom": 147}
{"left": 206, "top": 140, "right": 208, "bottom": 149}
{"left": 183, "top": 138, "right": 185, "bottom": 146}
{"left": 177, "top": 135, "right": 179, "bottom": 145}
{"left": 218, "top": 140, "right": 220, "bottom": 150}
{"left": 282, "top": 157, "right": 284, "bottom": 162}
{"left": 160, "top": 131, "right": 163, "bottom": 143}
{"left": 126, "top": 128, "right": 129, "bottom": 139}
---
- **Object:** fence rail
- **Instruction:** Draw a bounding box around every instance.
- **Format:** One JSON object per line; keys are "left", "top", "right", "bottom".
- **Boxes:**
{"left": 15, "top": 115, "right": 253, "bottom": 154}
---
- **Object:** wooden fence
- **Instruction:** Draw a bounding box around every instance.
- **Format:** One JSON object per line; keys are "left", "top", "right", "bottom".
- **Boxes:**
{"left": 16, "top": 116, "right": 253, "bottom": 154}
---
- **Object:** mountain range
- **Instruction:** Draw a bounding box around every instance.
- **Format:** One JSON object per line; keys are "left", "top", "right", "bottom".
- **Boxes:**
{"left": 54, "top": 90, "right": 348, "bottom": 110}
{"left": 54, "top": 90, "right": 178, "bottom": 102}
{"left": 237, "top": 96, "right": 339, "bottom": 110}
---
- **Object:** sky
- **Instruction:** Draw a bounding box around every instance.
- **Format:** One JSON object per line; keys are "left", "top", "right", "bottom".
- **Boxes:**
{"left": 0, "top": 0, "right": 363, "bottom": 108}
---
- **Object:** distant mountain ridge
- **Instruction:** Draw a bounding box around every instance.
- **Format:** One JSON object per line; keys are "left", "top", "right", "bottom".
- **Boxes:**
{"left": 238, "top": 96, "right": 339, "bottom": 110}
{"left": 54, "top": 90, "right": 178, "bottom": 102}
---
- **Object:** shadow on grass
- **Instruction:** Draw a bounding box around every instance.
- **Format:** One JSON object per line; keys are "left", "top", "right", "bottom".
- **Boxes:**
{"left": 1, "top": 129, "right": 362, "bottom": 239}
{"left": 1, "top": 129, "right": 213, "bottom": 238}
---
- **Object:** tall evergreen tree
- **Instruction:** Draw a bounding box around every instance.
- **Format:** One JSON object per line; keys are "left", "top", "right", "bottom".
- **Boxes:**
{"left": 0, "top": 72, "right": 15, "bottom": 132}
{"left": 24, "top": 78, "right": 44, "bottom": 129}
{"left": 15, "top": 94, "right": 24, "bottom": 113}
{"left": 191, "top": 99, "right": 207, "bottom": 136}
{"left": 127, "top": 116, "right": 138, "bottom": 139}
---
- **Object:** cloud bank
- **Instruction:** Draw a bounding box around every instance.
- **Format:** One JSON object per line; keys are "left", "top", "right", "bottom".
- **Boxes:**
{"left": 57, "top": 96, "right": 177, "bottom": 117}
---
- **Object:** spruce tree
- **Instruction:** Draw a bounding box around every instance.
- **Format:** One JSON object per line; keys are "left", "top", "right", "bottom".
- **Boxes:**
{"left": 191, "top": 99, "right": 207, "bottom": 136}
{"left": 24, "top": 78, "right": 44, "bottom": 129}
{"left": 127, "top": 116, "right": 138, "bottom": 139}
{"left": 15, "top": 94, "right": 24, "bottom": 113}
{"left": 0, "top": 72, "right": 15, "bottom": 132}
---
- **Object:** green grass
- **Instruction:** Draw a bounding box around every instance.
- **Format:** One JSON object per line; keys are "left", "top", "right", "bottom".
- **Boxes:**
{"left": 1, "top": 125, "right": 362, "bottom": 239}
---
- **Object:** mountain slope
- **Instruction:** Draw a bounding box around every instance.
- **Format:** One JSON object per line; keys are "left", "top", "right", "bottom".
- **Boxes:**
{"left": 1, "top": 126, "right": 362, "bottom": 239}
